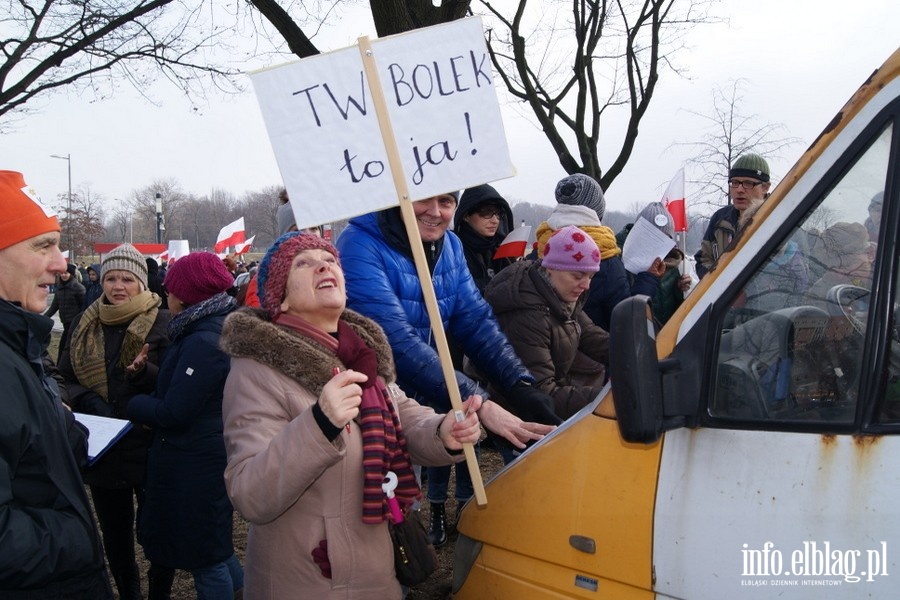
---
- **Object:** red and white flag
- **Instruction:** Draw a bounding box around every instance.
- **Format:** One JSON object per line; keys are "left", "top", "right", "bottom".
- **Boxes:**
{"left": 493, "top": 225, "right": 532, "bottom": 260}
{"left": 214, "top": 217, "right": 246, "bottom": 253}
{"left": 661, "top": 168, "right": 687, "bottom": 232}
{"left": 158, "top": 250, "right": 169, "bottom": 264}
{"left": 234, "top": 235, "right": 256, "bottom": 256}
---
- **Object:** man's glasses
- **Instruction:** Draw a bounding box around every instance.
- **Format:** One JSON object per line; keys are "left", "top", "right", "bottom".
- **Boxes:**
{"left": 728, "top": 180, "right": 764, "bottom": 190}
{"left": 475, "top": 208, "right": 502, "bottom": 219}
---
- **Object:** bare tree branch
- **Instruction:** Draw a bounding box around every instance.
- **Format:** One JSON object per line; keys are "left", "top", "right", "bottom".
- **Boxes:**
{"left": 673, "top": 79, "right": 802, "bottom": 213}
{"left": 481, "top": 0, "right": 720, "bottom": 190}
{"left": 1, "top": 0, "right": 242, "bottom": 127}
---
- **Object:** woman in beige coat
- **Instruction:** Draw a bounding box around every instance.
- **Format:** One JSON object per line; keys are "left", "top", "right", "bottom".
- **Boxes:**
{"left": 220, "top": 232, "right": 484, "bottom": 599}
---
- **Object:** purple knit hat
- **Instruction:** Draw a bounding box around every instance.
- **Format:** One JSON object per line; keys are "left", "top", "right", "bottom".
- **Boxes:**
{"left": 164, "top": 252, "right": 234, "bottom": 305}
{"left": 257, "top": 232, "right": 340, "bottom": 317}
{"left": 541, "top": 225, "right": 601, "bottom": 272}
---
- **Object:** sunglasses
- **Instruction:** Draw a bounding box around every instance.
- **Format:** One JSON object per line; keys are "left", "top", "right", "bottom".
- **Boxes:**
{"left": 474, "top": 207, "right": 503, "bottom": 219}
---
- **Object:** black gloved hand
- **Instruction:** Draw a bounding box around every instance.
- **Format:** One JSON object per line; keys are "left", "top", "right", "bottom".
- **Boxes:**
{"left": 507, "top": 381, "right": 563, "bottom": 426}
{"left": 78, "top": 392, "right": 115, "bottom": 418}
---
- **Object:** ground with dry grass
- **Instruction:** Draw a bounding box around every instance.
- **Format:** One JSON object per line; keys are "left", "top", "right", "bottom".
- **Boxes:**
{"left": 51, "top": 331, "right": 504, "bottom": 599}
{"left": 134, "top": 449, "right": 504, "bottom": 600}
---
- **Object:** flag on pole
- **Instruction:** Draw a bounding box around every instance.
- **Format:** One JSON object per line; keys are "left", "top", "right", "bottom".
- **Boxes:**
{"left": 214, "top": 217, "right": 246, "bottom": 253}
{"left": 234, "top": 235, "right": 256, "bottom": 256}
{"left": 661, "top": 168, "right": 687, "bottom": 232}
{"left": 61, "top": 250, "right": 70, "bottom": 259}
{"left": 493, "top": 225, "right": 532, "bottom": 260}
{"left": 158, "top": 250, "right": 169, "bottom": 264}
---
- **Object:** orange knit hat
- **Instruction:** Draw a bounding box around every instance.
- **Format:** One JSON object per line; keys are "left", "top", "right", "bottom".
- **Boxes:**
{"left": 0, "top": 171, "right": 60, "bottom": 250}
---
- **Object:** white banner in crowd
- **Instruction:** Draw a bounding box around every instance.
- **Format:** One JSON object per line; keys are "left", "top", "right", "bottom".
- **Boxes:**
{"left": 167, "top": 240, "right": 190, "bottom": 262}
{"left": 250, "top": 17, "right": 515, "bottom": 229}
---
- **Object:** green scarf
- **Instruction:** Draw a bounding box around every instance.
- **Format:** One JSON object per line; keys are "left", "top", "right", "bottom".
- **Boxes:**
{"left": 70, "top": 290, "right": 160, "bottom": 401}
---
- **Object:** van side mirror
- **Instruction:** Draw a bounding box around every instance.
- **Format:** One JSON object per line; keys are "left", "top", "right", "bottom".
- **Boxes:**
{"left": 609, "top": 295, "right": 697, "bottom": 443}
{"left": 609, "top": 296, "right": 665, "bottom": 443}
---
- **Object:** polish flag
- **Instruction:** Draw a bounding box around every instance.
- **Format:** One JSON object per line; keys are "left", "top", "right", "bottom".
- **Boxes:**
{"left": 493, "top": 225, "right": 532, "bottom": 260}
{"left": 661, "top": 168, "right": 687, "bottom": 232}
{"left": 214, "top": 217, "right": 246, "bottom": 253}
{"left": 158, "top": 250, "right": 169, "bottom": 264}
{"left": 234, "top": 235, "right": 256, "bottom": 256}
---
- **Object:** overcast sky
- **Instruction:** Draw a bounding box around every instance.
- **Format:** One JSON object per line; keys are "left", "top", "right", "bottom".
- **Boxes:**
{"left": 1, "top": 0, "right": 898, "bottom": 221}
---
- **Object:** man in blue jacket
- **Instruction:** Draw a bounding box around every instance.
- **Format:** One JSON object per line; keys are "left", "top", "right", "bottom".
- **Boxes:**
{"left": 0, "top": 171, "right": 113, "bottom": 599}
{"left": 336, "top": 192, "right": 560, "bottom": 546}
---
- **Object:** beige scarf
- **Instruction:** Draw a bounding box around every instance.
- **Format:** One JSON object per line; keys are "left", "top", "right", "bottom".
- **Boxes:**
{"left": 70, "top": 290, "right": 160, "bottom": 400}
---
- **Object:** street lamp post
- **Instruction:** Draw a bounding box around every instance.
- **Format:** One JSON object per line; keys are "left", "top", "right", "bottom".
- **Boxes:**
{"left": 50, "top": 153, "right": 73, "bottom": 260}
{"left": 155, "top": 192, "right": 164, "bottom": 244}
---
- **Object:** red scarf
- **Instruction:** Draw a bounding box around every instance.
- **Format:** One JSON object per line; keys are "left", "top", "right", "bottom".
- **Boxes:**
{"left": 335, "top": 320, "right": 420, "bottom": 524}
{"left": 275, "top": 313, "right": 420, "bottom": 524}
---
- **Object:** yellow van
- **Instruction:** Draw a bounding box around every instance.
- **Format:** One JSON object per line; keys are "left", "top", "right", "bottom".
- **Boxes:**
{"left": 452, "top": 48, "right": 900, "bottom": 599}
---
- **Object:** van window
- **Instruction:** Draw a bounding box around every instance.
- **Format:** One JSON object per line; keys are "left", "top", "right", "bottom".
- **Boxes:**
{"left": 711, "top": 124, "right": 892, "bottom": 425}
{"left": 878, "top": 259, "right": 900, "bottom": 422}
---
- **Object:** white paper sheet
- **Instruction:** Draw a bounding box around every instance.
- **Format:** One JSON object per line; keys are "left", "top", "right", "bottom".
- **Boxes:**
{"left": 73, "top": 413, "right": 133, "bottom": 465}
{"left": 622, "top": 216, "right": 676, "bottom": 274}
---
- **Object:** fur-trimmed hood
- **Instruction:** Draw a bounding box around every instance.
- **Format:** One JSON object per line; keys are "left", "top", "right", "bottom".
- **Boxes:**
{"left": 220, "top": 307, "right": 396, "bottom": 396}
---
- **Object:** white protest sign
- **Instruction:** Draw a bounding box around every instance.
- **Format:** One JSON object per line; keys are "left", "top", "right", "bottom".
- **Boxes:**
{"left": 250, "top": 17, "right": 515, "bottom": 229}
{"left": 167, "top": 240, "right": 190, "bottom": 261}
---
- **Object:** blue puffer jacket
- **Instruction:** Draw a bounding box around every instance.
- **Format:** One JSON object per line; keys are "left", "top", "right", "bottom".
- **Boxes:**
{"left": 336, "top": 210, "right": 532, "bottom": 411}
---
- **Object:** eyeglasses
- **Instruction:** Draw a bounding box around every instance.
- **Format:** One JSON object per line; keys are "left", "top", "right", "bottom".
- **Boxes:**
{"left": 728, "top": 180, "right": 764, "bottom": 190}
{"left": 475, "top": 208, "right": 502, "bottom": 219}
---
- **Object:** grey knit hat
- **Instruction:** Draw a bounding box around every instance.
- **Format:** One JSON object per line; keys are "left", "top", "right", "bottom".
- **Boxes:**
{"left": 638, "top": 202, "right": 675, "bottom": 239}
{"left": 102, "top": 243, "right": 149, "bottom": 289}
{"left": 276, "top": 202, "right": 297, "bottom": 236}
{"left": 729, "top": 153, "right": 770, "bottom": 182}
{"left": 555, "top": 174, "right": 606, "bottom": 222}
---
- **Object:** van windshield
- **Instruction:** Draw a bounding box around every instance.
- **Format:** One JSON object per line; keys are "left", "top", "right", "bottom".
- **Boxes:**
{"left": 711, "top": 124, "right": 891, "bottom": 424}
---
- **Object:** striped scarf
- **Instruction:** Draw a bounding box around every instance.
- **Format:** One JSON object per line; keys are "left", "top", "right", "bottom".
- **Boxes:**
{"left": 69, "top": 290, "right": 160, "bottom": 400}
{"left": 334, "top": 320, "right": 420, "bottom": 524}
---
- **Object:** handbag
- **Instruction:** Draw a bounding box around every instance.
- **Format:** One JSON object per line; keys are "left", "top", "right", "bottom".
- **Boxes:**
{"left": 389, "top": 514, "right": 438, "bottom": 586}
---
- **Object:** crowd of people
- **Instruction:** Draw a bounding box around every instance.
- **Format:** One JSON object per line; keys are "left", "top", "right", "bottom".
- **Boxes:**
{"left": 3, "top": 151, "right": 882, "bottom": 599}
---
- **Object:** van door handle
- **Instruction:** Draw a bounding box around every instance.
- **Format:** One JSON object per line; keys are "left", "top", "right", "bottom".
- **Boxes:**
{"left": 569, "top": 535, "right": 596, "bottom": 554}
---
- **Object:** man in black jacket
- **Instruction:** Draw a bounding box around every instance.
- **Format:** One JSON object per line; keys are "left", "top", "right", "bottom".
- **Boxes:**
{"left": 44, "top": 262, "right": 85, "bottom": 359}
{"left": 0, "top": 170, "right": 113, "bottom": 599}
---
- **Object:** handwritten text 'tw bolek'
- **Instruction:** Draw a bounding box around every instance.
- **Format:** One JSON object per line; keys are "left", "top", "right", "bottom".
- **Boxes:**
{"left": 291, "top": 50, "right": 492, "bottom": 187}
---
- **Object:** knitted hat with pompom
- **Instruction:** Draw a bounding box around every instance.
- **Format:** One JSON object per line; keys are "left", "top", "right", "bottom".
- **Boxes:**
{"left": 257, "top": 232, "right": 341, "bottom": 317}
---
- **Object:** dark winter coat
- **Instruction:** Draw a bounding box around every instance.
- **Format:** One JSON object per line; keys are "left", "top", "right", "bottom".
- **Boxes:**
{"left": 485, "top": 261, "right": 609, "bottom": 419}
{"left": 127, "top": 303, "right": 235, "bottom": 570}
{"left": 59, "top": 307, "right": 170, "bottom": 489}
{"left": 45, "top": 275, "right": 85, "bottom": 326}
{"left": 454, "top": 185, "right": 516, "bottom": 294}
{"left": 82, "top": 264, "right": 103, "bottom": 310}
{"left": 0, "top": 300, "right": 112, "bottom": 599}
{"left": 695, "top": 205, "right": 740, "bottom": 279}
{"left": 650, "top": 250, "right": 687, "bottom": 326}
{"left": 335, "top": 209, "right": 533, "bottom": 412}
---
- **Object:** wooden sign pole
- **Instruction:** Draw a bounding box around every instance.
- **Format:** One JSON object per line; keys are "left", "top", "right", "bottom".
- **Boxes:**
{"left": 358, "top": 37, "right": 487, "bottom": 506}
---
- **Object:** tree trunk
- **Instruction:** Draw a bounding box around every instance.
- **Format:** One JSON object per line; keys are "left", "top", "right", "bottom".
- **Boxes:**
{"left": 370, "top": 0, "right": 471, "bottom": 37}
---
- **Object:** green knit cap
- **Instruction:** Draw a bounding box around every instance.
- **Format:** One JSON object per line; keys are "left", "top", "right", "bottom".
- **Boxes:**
{"left": 729, "top": 153, "right": 770, "bottom": 182}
